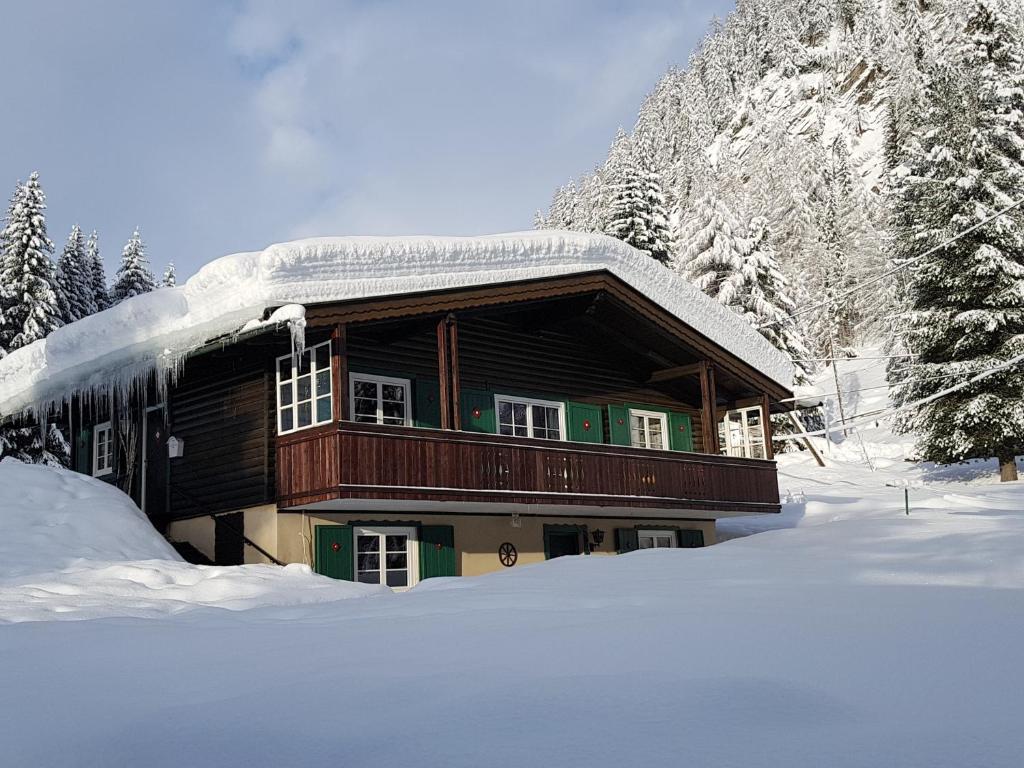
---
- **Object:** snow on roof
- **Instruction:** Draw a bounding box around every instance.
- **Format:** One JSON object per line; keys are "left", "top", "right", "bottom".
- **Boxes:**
{"left": 0, "top": 231, "right": 793, "bottom": 415}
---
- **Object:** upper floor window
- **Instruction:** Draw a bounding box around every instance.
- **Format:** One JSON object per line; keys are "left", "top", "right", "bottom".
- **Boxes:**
{"left": 495, "top": 395, "right": 565, "bottom": 440}
{"left": 277, "top": 341, "right": 333, "bottom": 434}
{"left": 92, "top": 421, "right": 114, "bottom": 477}
{"left": 350, "top": 373, "right": 411, "bottom": 426}
{"left": 718, "top": 406, "right": 766, "bottom": 459}
{"left": 629, "top": 409, "right": 667, "bottom": 450}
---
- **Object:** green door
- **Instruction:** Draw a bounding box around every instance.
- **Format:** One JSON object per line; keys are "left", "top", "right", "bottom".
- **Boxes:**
{"left": 74, "top": 426, "right": 92, "bottom": 475}
{"left": 567, "top": 402, "right": 604, "bottom": 443}
{"left": 419, "top": 525, "right": 457, "bottom": 579}
{"left": 315, "top": 525, "right": 353, "bottom": 580}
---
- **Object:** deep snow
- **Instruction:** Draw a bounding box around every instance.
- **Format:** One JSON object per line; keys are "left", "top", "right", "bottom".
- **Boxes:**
{"left": 0, "top": 231, "right": 794, "bottom": 417}
{"left": 0, "top": 460, "right": 383, "bottom": 622}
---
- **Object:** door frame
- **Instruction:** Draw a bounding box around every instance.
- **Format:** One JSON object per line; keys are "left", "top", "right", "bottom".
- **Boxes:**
{"left": 543, "top": 523, "right": 590, "bottom": 559}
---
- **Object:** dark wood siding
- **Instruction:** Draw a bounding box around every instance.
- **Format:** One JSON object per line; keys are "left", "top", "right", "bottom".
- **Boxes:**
{"left": 167, "top": 348, "right": 273, "bottom": 518}
{"left": 347, "top": 315, "right": 707, "bottom": 449}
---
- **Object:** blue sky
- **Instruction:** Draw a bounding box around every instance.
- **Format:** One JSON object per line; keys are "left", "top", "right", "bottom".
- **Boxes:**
{"left": 0, "top": 0, "right": 732, "bottom": 280}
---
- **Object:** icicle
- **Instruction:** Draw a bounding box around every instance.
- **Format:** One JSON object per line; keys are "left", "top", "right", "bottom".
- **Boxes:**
{"left": 289, "top": 314, "right": 307, "bottom": 369}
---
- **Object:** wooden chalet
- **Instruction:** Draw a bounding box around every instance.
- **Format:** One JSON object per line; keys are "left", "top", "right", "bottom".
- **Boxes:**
{"left": 6, "top": 234, "right": 793, "bottom": 587}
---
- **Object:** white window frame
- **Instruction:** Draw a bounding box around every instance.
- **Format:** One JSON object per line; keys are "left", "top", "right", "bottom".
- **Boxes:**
{"left": 276, "top": 341, "right": 334, "bottom": 435}
{"left": 92, "top": 421, "right": 114, "bottom": 477}
{"left": 493, "top": 394, "right": 567, "bottom": 441}
{"left": 719, "top": 405, "right": 767, "bottom": 459}
{"left": 628, "top": 408, "right": 669, "bottom": 450}
{"left": 349, "top": 373, "right": 412, "bottom": 426}
{"left": 354, "top": 525, "right": 419, "bottom": 591}
{"left": 637, "top": 529, "right": 678, "bottom": 549}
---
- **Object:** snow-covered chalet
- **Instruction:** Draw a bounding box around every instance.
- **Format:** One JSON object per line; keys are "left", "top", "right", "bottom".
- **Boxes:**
{"left": 0, "top": 232, "right": 794, "bottom": 585}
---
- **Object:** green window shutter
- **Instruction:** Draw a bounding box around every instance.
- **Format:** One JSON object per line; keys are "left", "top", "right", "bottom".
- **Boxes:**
{"left": 74, "top": 426, "right": 92, "bottom": 475}
{"left": 668, "top": 412, "right": 694, "bottom": 452}
{"left": 567, "top": 401, "right": 605, "bottom": 443}
{"left": 678, "top": 529, "right": 705, "bottom": 548}
{"left": 615, "top": 528, "right": 639, "bottom": 554}
{"left": 414, "top": 378, "right": 442, "bottom": 428}
{"left": 460, "top": 389, "right": 496, "bottom": 433}
{"left": 314, "top": 525, "right": 354, "bottom": 580}
{"left": 608, "top": 404, "right": 630, "bottom": 446}
{"left": 419, "top": 525, "right": 456, "bottom": 579}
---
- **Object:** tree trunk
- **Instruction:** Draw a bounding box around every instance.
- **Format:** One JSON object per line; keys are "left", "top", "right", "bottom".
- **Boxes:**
{"left": 999, "top": 458, "right": 1018, "bottom": 482}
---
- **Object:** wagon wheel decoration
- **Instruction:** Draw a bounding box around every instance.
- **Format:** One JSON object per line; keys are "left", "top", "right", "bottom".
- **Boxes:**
{"left": 498, "top": 542, "right": 518, "bottom": 567}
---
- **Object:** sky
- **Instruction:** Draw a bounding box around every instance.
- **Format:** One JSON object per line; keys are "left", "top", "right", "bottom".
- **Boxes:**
{"left": 0, "top": 0, "right": 733, "bottom": 281}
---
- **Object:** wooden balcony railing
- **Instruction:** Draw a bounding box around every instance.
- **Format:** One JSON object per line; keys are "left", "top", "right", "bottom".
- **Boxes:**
{"left": 276, "top": 421, "right": 780, "bottom": 514}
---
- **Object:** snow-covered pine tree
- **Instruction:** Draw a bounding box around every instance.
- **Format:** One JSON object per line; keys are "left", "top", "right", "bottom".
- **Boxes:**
{"left": 162, "top": 262, "right": 176, "bottom": 288}
{"left": 86, "top": 230, "right": 109, "bottom": 312}
{"left": 603, "top": 131, "right": 673, "bottom": 263}
{"left": 110, "top": 228, "right": 155, "bottom": 304}
{"left": 891, "top": 0, "right": 1024, "bottom": 481}
{"left": 739, "top": 216, "right": 813, "bottom": 382}
{"left": 55, "top": 224, "right": 94, "bottom": 323}
{"left": 0, "top": 173, "right": 68, "bottom": 466}
{"left": 0, "top": 172, "right": 60, "bottom": 353}
{"left": 675, "top": 166, "right": 751, "bottom": 302}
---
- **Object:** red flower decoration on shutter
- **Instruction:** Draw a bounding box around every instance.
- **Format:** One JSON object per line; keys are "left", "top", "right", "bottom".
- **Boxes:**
{"left": 616, "top": 418, "right": 625, "bottom": 425}
{"left": 679, "top": 424, "right": 686, "bottom": 432}
{"left": 472, "top": 408, "right": 482, "bottom": 419}
{"left": 331, "top": 542, "right": 341, "bottom": 552}
{"left": 582, "top": 419, "right": 592, "bottom": 431}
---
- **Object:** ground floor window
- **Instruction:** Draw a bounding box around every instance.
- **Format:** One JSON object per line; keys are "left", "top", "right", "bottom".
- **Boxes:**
{"left": 637, "top": 529, "right": 677, "bottom": 549}
{"left": 718, "top": 406, "right": 767, "bottom": 459}
{"left": 495, "top": 395, "right": 565, "bottom": 440}
{"left": 629, "top": 409, "right": 668, "bottom": 450}
{"left": 355, "top": 526, "right": 418, "bottom": 589}
{"left": 92, "top": 421, "right": 113, "bottom": 477}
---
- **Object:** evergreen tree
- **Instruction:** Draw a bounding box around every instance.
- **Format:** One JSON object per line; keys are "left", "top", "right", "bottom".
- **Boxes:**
{"left": 739, "top": 216, "right": 813, "bottom": 382}
{"left": 891, "top": 0, "right": 1024, "bottom": 480}
{"left": 55, "top": 224, "right": 94, "bottom": 323}
{"left": 86, "top": 230, "right": 109, "bottom": 311}
{"left": 603, "top": 132, "right": 673, "bottom": 263}
{"left": 110, "top": 228, "right": 155, "bottom": 304}
{"left": 161, "top": 262, "right": 177, "bottom": 288}
{"left": 0, "top": 172, "right": 60, "bottom": 354}
{"left": 676, "top": 169, "right": 751, "bottom": 302}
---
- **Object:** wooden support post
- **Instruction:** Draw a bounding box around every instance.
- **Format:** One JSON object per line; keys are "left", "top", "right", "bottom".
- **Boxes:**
{"left": 699, "top": 361, "right": 718, "bottom": 455}
{"left": 761, "top": 394, "right": 775, "bottom": 461}
{"left": 331, "top": 323, "right": 349, "bottom": 422}
{"left": 437, "top": 317, "right": 452, "bottom": 430}
{"left": 447, "top": 314, "right": 461, "bottom": 431}
{"left": 787, "top": 411, "right": 826, "bottom": 468}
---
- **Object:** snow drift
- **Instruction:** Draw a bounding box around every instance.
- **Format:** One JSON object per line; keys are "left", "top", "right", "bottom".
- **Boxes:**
{"left": 0, "top": 231, "right": 794, "bottom": 416}
{"left": 0, "top": 459, "right": 383, "bottom": 622}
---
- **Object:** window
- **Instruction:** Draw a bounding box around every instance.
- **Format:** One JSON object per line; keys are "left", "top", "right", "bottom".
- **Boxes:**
{"left": 355, "top": 526, "right": 418, "bottom": 590}
{"left": 629, "top": 409, "right": 668, "bottom": 450}
{"left": 350, "top": 374, "right": 411, "bottom": 426}
{"left": 276, "top": 341, "right": 333, "bottom": 434}
{"left": 92, "top": 421, "right": 114, "bottom": 477}
{"left": 718, "top": 406, "right": 767, "bottom": 459}
{"left": 637, "top": 529, "right": 677, "bottom": 549}
{"left": 495, "top": 395, "right": 565, "bottom": 440}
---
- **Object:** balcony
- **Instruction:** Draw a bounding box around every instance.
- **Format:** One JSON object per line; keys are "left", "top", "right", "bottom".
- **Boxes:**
{"left": 276, "top": 421, "right": 780, "bottom": 515}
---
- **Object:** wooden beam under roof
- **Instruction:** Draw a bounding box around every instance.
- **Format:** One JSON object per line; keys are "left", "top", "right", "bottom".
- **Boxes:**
{"left": 646, "top": 362, "right": 703, "bottom": 384}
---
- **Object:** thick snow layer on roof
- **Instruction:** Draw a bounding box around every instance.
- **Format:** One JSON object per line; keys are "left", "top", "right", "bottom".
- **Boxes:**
{"left": 0, "top": 231, "right": 793, "bottom": 414}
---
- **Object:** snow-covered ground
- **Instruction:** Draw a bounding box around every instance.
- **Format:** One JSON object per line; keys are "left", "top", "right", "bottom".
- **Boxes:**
{"left": 1, "top": 354, "right": 1022, "bottom": 766}
{"left": 0, "top": 461, "right": 383, "bottom": 622}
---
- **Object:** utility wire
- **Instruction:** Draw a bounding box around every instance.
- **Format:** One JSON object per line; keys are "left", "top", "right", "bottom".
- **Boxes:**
{"left": 779, "top": 367, "right": 989, "bottom": 403}
{"left": 759, "top": 196, "right": 1024, "bottom": 332}
{"left": 776, "top": 350, "right": 1024, "bottom": 440}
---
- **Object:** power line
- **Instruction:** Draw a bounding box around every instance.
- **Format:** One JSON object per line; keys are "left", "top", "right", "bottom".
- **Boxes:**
{"left": 759, "top": 196, "right": 1024, "bottom": 332}
{"left": 777, "top": 350, "right": 1024, "bottom": 440}
{"left": 780, "top": 367, "right": 988, "bottom": 403}
{"left": 790, "top": 353, "right": 918, "bottom": 363}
